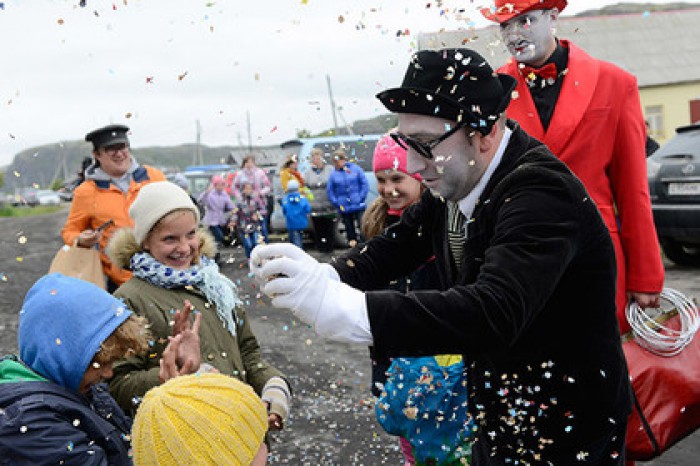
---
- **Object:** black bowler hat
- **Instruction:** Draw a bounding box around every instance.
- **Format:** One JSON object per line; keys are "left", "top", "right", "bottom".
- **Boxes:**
{"left": 377, "top": 49, "right": 517, "bottom": 135}
{"left": 85, "top": 124, "right": 130, "bottom": 150}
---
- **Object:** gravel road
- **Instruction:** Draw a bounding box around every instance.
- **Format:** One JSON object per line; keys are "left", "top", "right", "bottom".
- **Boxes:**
{"left": 1, "top": 207, "right": 698, "bottom": 465}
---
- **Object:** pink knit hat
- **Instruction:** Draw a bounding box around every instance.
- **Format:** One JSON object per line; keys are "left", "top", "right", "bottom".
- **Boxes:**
{"left": 372, "top": 133, "right": 422, "bottom": 181}
{"left": 211, "top": 174, "right": 225, "bottom": 185}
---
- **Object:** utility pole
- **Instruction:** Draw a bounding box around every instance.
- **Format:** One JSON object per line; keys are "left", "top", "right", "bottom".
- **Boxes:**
{"left": 194, "top": 120, "right": 203, "bottom": 166}
{"left": 326, "top": 74, "right": 339, "bottom": 135}
{"left": 337, "top": 106, "right": 355, "bottom": 135}
{"left": 246, "top": 111, "right": 253, "bottom": 152}
{"left": 60, "top": 142, "right": 69, "bottom": 182}
{"left": 49, "top": 143, "right": 67, "bottom": 189}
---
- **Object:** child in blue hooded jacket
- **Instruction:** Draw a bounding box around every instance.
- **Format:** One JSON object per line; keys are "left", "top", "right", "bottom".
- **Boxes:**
{"left": 282, "top": 179, "right": 311, "bottom": 249}
{"left": 0, "top": 274, "right": 152, "bottom": 464}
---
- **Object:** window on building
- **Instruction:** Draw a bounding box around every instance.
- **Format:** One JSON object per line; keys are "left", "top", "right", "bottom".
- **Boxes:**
{"left": 645, "top": 105, "right": 664, "bottom": 139}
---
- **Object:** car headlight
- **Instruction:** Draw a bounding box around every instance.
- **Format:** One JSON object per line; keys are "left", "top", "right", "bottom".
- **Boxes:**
{"left": 647, "top": 158, "right": 662, "bottom": 180}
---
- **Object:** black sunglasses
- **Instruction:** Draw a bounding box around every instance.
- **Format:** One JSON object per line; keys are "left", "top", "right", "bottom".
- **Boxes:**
{"left": 390, "top": 121, "right": 468, "bottom": 160}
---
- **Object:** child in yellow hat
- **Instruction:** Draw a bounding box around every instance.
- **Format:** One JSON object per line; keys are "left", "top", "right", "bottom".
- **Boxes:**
{"left": 132, "top": 373, "right": 269, "bottom": 466}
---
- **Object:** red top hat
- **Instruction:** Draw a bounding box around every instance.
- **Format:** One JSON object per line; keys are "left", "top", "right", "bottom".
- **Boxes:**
{"left": 481, "top": 0, "right": 567, "bottom": 23}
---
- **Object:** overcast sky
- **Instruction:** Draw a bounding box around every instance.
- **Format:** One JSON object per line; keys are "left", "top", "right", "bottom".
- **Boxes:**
{"left": 0, "top": 0, "right": 690, "bottom": 166}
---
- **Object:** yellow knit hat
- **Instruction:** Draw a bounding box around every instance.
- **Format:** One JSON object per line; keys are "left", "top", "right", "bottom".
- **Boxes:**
{"left": 131, "top": 373, "right": 268, "bottom": 466}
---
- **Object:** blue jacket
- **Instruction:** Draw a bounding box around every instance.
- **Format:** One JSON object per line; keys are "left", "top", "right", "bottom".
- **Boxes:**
{"left": 282, "top": 191, "right": 311, "bottom": 230}
{"left": 326, "top": 162, "right": 368, "bottom": 214}
{"left": 0, "top": 356, "right": 133, "bottom": 465}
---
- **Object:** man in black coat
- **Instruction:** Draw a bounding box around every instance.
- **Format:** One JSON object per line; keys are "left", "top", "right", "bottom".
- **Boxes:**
{"left": 251, "top": 48, "right": 631, "bottom": 465}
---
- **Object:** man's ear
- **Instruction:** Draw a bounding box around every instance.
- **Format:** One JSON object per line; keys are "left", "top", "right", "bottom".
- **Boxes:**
{"left": 478, "top": 124, "right": 500, "bottom": 154}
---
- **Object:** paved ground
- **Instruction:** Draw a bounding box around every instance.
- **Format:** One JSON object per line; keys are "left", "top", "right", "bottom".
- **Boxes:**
{"left": 0, "top": 207, "right": 698, "bottom": 464}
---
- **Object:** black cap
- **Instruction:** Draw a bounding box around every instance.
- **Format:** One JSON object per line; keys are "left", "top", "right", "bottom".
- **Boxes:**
{"left": 85, "top": 124, "right": 130, "bottom": 150}
{"left": 376, "top": 49, "right": 516, "bottom": 135}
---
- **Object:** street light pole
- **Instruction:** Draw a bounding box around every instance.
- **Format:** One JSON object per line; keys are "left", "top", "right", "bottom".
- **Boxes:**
{"left": 326, "top": 74, "right": 339, "bottom": 135}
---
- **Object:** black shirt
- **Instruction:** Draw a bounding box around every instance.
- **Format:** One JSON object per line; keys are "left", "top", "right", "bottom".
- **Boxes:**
{"left": 523, "top": 41, "right": 569, "bottom": 131}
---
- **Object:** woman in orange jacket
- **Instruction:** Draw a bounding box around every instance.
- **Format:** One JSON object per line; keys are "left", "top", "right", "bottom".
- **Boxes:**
{"left": 61, "top": 124, "right": 165, "bottom": 292}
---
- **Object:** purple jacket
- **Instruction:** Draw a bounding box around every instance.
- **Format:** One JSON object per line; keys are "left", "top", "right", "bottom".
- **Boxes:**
{"left": 198, "top": 189, "right": 234, "bottom": 226}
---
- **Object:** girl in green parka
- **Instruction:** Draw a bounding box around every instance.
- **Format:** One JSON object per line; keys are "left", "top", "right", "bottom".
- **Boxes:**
{"left": 106, "top": 181, "right": 291, "bottom": 457}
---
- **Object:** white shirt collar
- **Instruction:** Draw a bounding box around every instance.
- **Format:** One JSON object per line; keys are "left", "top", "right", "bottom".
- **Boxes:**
{"left": 458, "top": 126, "right": 512, "bottom": 221}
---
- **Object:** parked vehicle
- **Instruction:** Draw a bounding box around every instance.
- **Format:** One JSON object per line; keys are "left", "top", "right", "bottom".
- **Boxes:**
{"left": 10, "top": 188, "right": 39, "bottom": 207}
{"left": 36, "top": 190, "right": 62, "bottom": 206}
{"left": 57, "top": 188, "right": 74, "bottom": 202}
{"left": 171, "top": 165, "right": 233, "bottom": 199}
{"left": 1, "top": 193, "right": 12, "bottom": 206}
{"left": 647, "top": 123, "right": 700, "bottom": 266}
{"left": 269, "top": 134, "right": 381, "bottom": 245}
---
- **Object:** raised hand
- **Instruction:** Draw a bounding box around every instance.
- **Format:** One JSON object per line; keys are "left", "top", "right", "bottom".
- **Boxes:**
{"left": 159, "top": 334, "right": 184, "bottom": 383}
{"left": 170, "top": 300, "right": 202, "bottom": 375}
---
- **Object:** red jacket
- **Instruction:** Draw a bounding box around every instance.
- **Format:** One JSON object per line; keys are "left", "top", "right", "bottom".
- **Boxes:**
{"left": 61, "top": 165, "right": 166, "bottom": 286}
{"left": 500, "top": 40, "right": 664, "bottom": 333}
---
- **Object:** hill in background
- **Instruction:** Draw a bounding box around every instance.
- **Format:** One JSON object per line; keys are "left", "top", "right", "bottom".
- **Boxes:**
{"left": 1, "top": 113, "right": 397, "bottom": 193}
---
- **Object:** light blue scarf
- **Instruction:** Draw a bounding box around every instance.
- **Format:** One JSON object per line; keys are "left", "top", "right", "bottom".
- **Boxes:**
{"left": 130, "top": 253, "right": 241, "bottom": 336}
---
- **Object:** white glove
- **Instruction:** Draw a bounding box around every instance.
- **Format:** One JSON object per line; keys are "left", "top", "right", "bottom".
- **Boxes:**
{"left": 250, "top": 243, "right": 339, "bottom": 286}
{"left": 251, "top": 243, "right": 372, "bottom": 344}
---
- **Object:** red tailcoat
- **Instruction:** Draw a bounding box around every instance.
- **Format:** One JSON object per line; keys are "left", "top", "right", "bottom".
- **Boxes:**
{"left": 499, "top": 40, "right": 664, "bottom": 333}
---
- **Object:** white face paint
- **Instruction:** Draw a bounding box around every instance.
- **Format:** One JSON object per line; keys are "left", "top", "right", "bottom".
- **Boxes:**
{"left": 399, "top": 114, "right": 489, "bottom": 203}
{"left": 499, "top": 9, "right": 559, "bottom": 66}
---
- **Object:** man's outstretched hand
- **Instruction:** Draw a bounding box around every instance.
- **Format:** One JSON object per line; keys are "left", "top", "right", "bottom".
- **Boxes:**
{"left": 250, "top": 243, "right": 373, "bottom": 344}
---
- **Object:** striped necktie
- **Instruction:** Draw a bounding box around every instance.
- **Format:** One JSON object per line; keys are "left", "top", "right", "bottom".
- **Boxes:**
{"left": 447, "top": 201, "right": 467, "bottom": 271}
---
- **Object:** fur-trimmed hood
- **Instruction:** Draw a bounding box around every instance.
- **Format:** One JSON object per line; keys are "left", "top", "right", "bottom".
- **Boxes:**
{"left": 107, "top": 227, "right": 218, "bottom": 270}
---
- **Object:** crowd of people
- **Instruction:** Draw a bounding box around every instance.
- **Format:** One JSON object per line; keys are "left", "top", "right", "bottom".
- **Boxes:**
{"left": 182, "top": 148, "right": 372, "bottom": 256}
{"left": 2, "top": 0, "right": 671, "bottom": 464}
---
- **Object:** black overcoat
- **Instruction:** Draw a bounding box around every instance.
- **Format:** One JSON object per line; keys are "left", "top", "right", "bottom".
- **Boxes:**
{"left": 334, "top": 122, "right": 632, "bottom": 464}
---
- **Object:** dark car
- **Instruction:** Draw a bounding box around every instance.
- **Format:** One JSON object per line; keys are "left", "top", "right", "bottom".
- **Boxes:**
{"left": 647, "top": 123, "right": 700, "bottom": 266}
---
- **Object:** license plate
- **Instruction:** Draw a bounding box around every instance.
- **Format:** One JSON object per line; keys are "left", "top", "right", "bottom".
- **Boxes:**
{"left": 668, "top": 182, "right": 700, "bottom": 195}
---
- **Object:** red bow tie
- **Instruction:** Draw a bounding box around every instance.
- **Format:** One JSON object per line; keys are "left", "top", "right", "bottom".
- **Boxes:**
{"left": 520, "top": 62, "right": 558, "bottom": 81}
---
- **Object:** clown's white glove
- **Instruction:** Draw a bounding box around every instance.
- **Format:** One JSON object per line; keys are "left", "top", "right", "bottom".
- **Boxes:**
{"left": 250, "top": 243, "right": 372, "bottom": 344}
{"left": 250, "top": 243, "right": 340, "bottom": 286}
